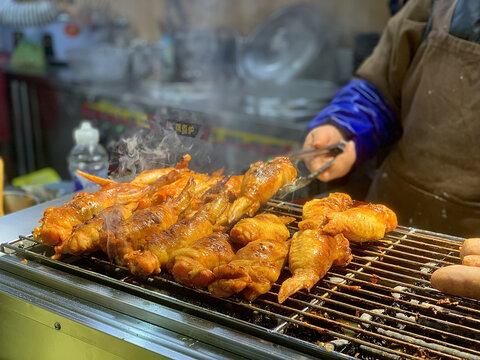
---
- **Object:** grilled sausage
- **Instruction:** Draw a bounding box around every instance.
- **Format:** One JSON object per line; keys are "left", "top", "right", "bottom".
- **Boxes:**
{"left": 462, "top": 255, "right": 480, "bottom": 267}
{"left": 459, "top": 238, "right": 480, "bottom": 260}
{"left": 431, "top": 265, "right": 480, "bottom": 300}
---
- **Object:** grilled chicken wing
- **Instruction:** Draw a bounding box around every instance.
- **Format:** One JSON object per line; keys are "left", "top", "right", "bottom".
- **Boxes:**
{"left": 33, "top": 182, "right": 147, "bottom": 246}
{"left": 75, "top": 154, "right": 192, "bottom": 187}
{"left": 105, "top": 177, "right": 196, "bottom": 266}
{"left": 174, "top": 172, "right": 227, "bottom": 220}
{"left": 209, "top": 238, "right": 290, "bottom": 301}
{"left": 168, "top": 232, "right": 235, "bottom": 288}
{"left": 55, "top": 204, "right": 134, "bottom": 258}
{"left": 299, "top": 193, "right": 353, "bottom": 230}
{"left": 229, "top": 213, "right": 294, "bottom": 246}
{"left": 152, "top": 169, "right": 224, "bottom": 206}
{"left": 228, "top": 157, "right": 297, "bottom": 224}
{"left": 322, "top": 203, "right": 397, "bottom": 242}
{"left": 130, "top": 154, "right": 192, "bottom": 186}
{"left": 278, "top": 231, "right": 351, "bottom": 303}
{"left": 124, "top": 192, "right": 229, "bottom": 277}
{"left": 224, "top": 175, "right": 244, "bottom": 200}
{"left": 76, "top": 170, "right": 116, "bottom": 187}
{"left": 33, "top": 169, "right": 184, "bottom": 247}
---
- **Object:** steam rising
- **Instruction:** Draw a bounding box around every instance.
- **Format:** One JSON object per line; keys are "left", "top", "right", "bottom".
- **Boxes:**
{"left": 108, "top": 124, "right": 214, "bottom": 181}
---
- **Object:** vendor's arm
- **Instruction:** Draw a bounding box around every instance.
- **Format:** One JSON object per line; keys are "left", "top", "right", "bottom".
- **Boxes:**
{"left": 304, "top": 0, "right": 433, "bottom": 181}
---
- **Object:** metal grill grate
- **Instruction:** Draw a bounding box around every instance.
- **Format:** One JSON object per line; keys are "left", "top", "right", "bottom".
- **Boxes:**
{"left": 2, "top": 199, "right": 480, "bottom": 360}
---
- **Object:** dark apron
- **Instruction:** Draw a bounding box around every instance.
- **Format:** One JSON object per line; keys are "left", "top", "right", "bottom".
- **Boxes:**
{"left": 367, "top": 0, "right": 480, "bottom": 238}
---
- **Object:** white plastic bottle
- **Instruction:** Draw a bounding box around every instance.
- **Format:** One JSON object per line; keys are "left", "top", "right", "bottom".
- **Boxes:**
{"left": 68, "top": 120, "right": 109, "bottom": 191}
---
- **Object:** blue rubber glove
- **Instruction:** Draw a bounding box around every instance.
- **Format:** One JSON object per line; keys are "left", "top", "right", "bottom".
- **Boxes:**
{"left": 307, "top": 79, "right": 402, "bottom": 165}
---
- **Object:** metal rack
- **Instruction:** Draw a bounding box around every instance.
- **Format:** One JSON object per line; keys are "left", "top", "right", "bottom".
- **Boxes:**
{"left": 1, "top": 200, "right": 478, "bottom": 359}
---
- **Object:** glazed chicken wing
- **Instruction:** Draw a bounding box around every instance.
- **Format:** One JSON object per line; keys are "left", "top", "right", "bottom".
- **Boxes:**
{"left": 229, "top": 213, "right": 294, "bottom": 246}
{"left": 299, "top": 193, "right": 353, "bottom": 230}
{"left": 278, "top": 230, "right": 352, "bottom": 303}
{"left": 124, "top": 192, "right": 229, "bottom": 277}
{"left": 105, "top": 177, "right": 196, "bottom": 266}
{"left": 55, "top": 204, "right": 133, "bottom": 258}
{"left": 33, "top": 169, "right": 184, "bottom": 247}
{"left": 209, "top": 238, "right": 290, "bottom": 301}
{"left": 33, "top": 182, "right": 147, "bottom": 246}
{"left": 75, "top": 154, "right": 192, "bottom": 187}
{"left": 174, "top": 171, "right": 227, "bottom": 220}
{"left": 228, "top": 157, "right": 297, "bottom": 224}
{"left": 168, "top": 232, "right": 234, "bottom": 288}
{"left": 130, "top": 154, "right": 192, "bottom": 186}
{"left": 322, "top": 203, "right": 398, "bottom": 243}
{"left": 224, "top": 175, "right": 244, "bottom": 200}
{"left": 152, "top": 168, "right": 225, "bottom": 207}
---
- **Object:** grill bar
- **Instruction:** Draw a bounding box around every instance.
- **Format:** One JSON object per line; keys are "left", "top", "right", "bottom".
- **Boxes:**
{"left": 372, "top": 244, "right": 460, "bottom": 263}
{"left": 318, "top": 281, "right": 480, "bottom": 332}
{"left": 259, "top": 298, "right": 468, "bottom": 360}
{"left": 259, "top": 295, "right": 480, "bottom": 359}
{"left": 387, "top": 234, "right": 461, "bottom": 253}
{"left": 2, "top": 200, "right": 480, "bottom": 360}
{"left": 345, "top": 259, "right": 431, "bottom": 285}
{"left": 393, "top": 227, "right": 464, "bottom": 244}
{"left": 323, "top": 271, "right": 480, "bottom": 318}
{"left": 351, "top": 250, "right": 445, "bottom": 271}
{"left": 301, "top": 284, "right": 480, "bottom": 346}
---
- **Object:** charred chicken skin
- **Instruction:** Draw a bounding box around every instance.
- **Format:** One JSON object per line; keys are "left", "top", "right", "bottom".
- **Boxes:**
{"left": 229, "top": 213, "right": 294, "bottom": 246}
{"left": 224, "top": 175, "right": 244, "bottom": 200}
{"left": 323, "top": 203, "right": 397, "bottom": 242}
{"left": 278, "top": 231, "right": 351, "bottom": 303}
{"left": 299, "top": 193, "right": 353, "bottom": 230}
{"left": 105, "top": 177, "right": 196, "bottom": 266}
{"left": 228, "top": 157, "right": 297, "bottom": 224}
{"left": 209, "top": 238, "right": 290, "bottom": 301}
{"left": 124, "top": 191, "right": 229, "bottom": 277}
{"left": 168, "top": 232, "right": 235, "bottom": 288}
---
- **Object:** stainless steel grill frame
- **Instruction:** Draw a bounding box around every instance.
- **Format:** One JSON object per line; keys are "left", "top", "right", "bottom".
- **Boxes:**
{"left": 1, "top": 199, "right": 479, "bottom": 360}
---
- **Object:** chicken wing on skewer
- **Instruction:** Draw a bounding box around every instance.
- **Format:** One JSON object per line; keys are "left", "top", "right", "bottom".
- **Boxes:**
{"left": 33, "top": 169, "right": 184, "bottom": 246}
{"left": 124, "top": 192, "right": 229, "bottom": 277}
{"left": 322, "top": 203, "right": 397, "bottom": 243}
{"left": 228, "top": 157, "right": 297, "bottom": 224}
{"left": 168, "top": 232, "right": 235, "bottom": 288}
{"left": 209, "top": 238, "right": 290, "bottom": 301}
{"left": 172, "top": 171, "right": 226, "bottom": 219}
{"left": 55, "top": 204, "right": 134, "bottom": 258}
{"left": 76, "top": 154, "right": 192, "bottom": 187}
{"left": 33, "top": 183, "right": 144, "bottom": 246}
{"left": 229, "top": 213, "right": 294, "bottom": 246}
{"left": 130, "top": 154, "right": 192, "bottom": 186}
{"left": 152, "top": 168, "right": 224, "bottom": 206}
{"left": 298, "top": 193, "right": 353, "bottom": 230}
{"left": 105, "top": 177, "right": 196, "bottom": 266}
{"left": 278, "top": 230, "right": 352, "bottom": 303}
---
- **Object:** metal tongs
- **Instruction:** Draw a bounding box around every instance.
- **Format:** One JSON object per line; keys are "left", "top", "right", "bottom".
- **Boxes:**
{"left": 275, "top": 140, "right": 347, "bottom": 199}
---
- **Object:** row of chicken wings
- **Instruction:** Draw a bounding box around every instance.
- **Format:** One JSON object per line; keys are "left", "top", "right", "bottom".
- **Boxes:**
{"left": 33, "top": 154, "right": 397, "bottom": 303}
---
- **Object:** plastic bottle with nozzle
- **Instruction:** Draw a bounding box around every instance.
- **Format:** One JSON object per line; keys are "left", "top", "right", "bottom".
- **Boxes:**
{"left": 68, "top": 120, "right": 109, "bottom": 191}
